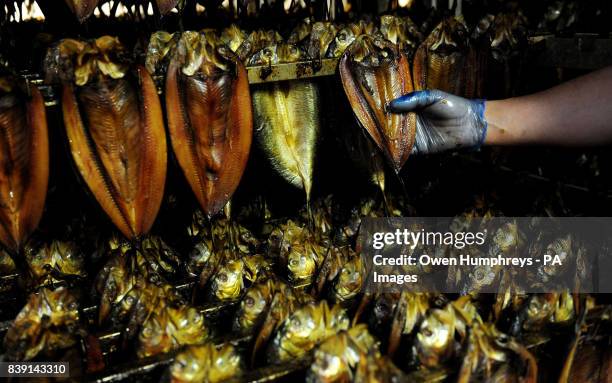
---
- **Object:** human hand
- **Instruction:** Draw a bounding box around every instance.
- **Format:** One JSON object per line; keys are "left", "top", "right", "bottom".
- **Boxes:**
{"left": 388, "top": 90, "right": 487, "bottom": 154}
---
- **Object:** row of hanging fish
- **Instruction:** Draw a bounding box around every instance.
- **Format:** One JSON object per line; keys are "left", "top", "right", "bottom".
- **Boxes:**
{"left": 3, "top": 187, "right": 607, "bottom": 381}
{"left": 0, "top": 12, "right": 529, "bottom": 262}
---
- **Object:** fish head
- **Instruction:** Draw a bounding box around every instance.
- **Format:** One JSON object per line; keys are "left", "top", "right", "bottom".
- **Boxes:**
{"left": 220, "top": 24, "right": 248, "bottom": 54}
{"left": 4, "top": 287, "right": 80, "bottom": 360}
{"left": 472, "top": 14, "right": 495, "bottom": 41}
{"left": 247, "top": 30, "right": 283, "bottom": 56}
{"left": 287, "top": 242, "right": 319, "bottom": 282}
{"left": 249, "top": 43, "right": 280, "bottom": 66}
{"left": 94, "top": 36, "right": 129, "bottom": 79}
{"left": 146, "top": 31, "right": 180, "bottom": 74}
{"left": 326, "top": 26, "right": 358, "bottom": 58}
{"left": 282, "top": 304, "right": 320, "bottom": 344}
{"left": 168, "top": 306, "right": 208, "bottom": 344}
{"left": 210, "top": 344, "right": 242, "bottom": 381}
{"left": 137, "top": 308, "right": 168, "bottom": 357}
{"left": 428, "top": 17, "right": 468, "bottom": 54}
{"left": 309, "top": 333, "right": 351, "bottom": 382}
{"left": 415, "top": 306, "right": 456, "bottom": 367}
{"left": 552, "top": 290, "right": 575, "bottom": 324}
{"left": 308, "top": 22, "right": 338, "bottom": 59}
{"left": 53, "top": 241, "right": 85, "bottom": 277}
{"left": 187, "top": 240, "right": 213, "bottom": 277}
{"left": 463, "top": 262, "right": 498, "bottom": 294}
{"left": 523, "top": 294, "right": 555, "bottom": 330}
{"left": 211, "top": 258, "right": 245, "bottom": 301}
{"left": 277, "top": 43, "right": 304, "bottom": 63}
{"left": 288, "top": 18, "right": 313, "bottom": 45}
{"left": 538, "top": 235, "right": 572, "bottom": 281}
{"left": 347, "top": 35, "right": 397, "bottom": 67}
{"left": 235, "top": 280, "right": 275, "bottom": 331}
{"left": 334, "top": 253, "right": 365, "bottom": 302}
{"left": 490, "top": 13, "right": 528, "bottom": 61}
{"left": 95, "top": 253, "right": 133, "bottom": 324}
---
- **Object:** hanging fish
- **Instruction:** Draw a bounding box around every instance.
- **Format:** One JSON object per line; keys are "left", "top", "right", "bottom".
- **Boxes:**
{"left": 220, "top": 25, "right": 251, "bottom": 62}
{"left": 413, "top": 17, "right": 470, "bottom": 96}
{"left": 339, "top": 35, "right": 416, "bottom": 173}
{"left": 64, "top": 0, "right": 99, "bottom": 22}
{"left": 306, "top": 22, "right": 338, "bottom": 60}
{"left": 327, "top": 20, "right": 379, "bottom": 58}
{"left": 466, "top": 14, "right": 495, "bottom": 99}
{"left": 156, "top": 0, "right": 184, "bottom": 15}
{"left": 288, "top": 18, "right": 313, "bottom": 46}
{"left": 250, "top": 43, "right": 319, "bottom": 202}
{"left": 165, "top": 31, "right": 252, "bottom": 217}
{"left": 486, "top": 12, "right": 528, "bottom": 98}
{"left": 0, "top": 75, "right": 48, "bottom": 254}
{"left": 145, "top": 31, "right": 180, "bottom": 76}
{"left": 379, "top": 15, "right": 423, "bottom": 58}
{"left": 45, "top": 37, "right": 167, "bottom": 240}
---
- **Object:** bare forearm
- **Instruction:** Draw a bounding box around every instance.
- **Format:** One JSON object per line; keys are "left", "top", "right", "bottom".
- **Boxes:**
{"left": 485, "top": 66, "right": 612, "bottom": 146}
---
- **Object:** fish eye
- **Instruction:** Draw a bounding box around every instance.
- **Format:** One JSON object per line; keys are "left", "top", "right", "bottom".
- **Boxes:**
{"left": 264, "top": 48, "right": 273, "bottom": 57}
{"left": 290, "top": 46, "right": 298, "bottom": 55}
{"left": 291, "top": 317, "right": 301, "bottom": 327}
{"left": 498, "top": 334, "right": 508, "bottom": 344}
{"left": 320, "top": 358, "right": 329, "bottom": 369}
{"left": 338, "top": 33, "right": 347, "bottom": 42}
{"left": 218, "top": 273, "right": 228, "bottom": 282}
{"left": 474, "top": 270, "right": 485, "bottom": 281}
{"left": 422, "top": 328, "right": 433, "bottom": 337}
{"left": 245, "top": 296, "right": 255, "bottom": 307}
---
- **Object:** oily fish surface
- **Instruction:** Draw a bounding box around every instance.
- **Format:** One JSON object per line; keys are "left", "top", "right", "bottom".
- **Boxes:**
{"left": 165, "top": 31, "right": 253, "bottom": 216}
{"left": 55, "top": 37, "right": 167, "bottom": 239}
{"left": 0, "top": 78, "right": 49, "bottom": 253}
{"left": 413, "top": 17, "right": 469, "bottom": 95}
{"left": 252, "top": 80, "right": 319, "bottom": 199}
{"left": 340, "top": 36, "right": 415, "bottom": 173}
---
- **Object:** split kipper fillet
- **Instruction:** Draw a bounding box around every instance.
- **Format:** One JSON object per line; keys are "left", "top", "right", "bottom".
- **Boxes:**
{"left": 0, "top": 76, "right": 49, "bottom": 253}
{"left": 45, "top": 37, "right": 167, "bottom": 239}
{"left": 165, "top": 31, "right": 253, "bottom": 217}
{"left": 340, "top": 35, "right": 416, "bottom": 173}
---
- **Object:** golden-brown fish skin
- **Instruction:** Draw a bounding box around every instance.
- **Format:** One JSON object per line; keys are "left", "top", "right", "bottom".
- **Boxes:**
{"left": 166, "top": 32, "right": 252, "bottom": 217}
{"left": 64, "top": 0, "right": 99, "bottom": 22}
{"left": 413, "top": 17, "right": 470, "bottom": 95}
{"left": 307, "top": 22, "right": 339, "bottom": 59}
{"left": 269, "top": 301, "right": 350, "bottom": 363}
{"left": 251, "top": 79, "right": 318, "bottom": 199}
{"left": 49, "top": 37, "right": 167, "bottom": 239}
{"left": 249, "top": 42, "right": 318, "bottom": 199}
{"left": 169, "top": 343, "right": 243, "bottom": 383}
{"left": 380, "top": 15, "right": 423, "bottom": 58}
{"left": 145, "top": 31, "right": 180, "bottom": 75}
{"left": 307, "top": 324, "right": 378, "bottom": 383}
{"left": 0, "top": 76, "right": 49, "bottom": 253}
{"left": 4, "top": 287, "right": 81, "bottom": 361}
{"left": 137, "top": 304, "right": 209, "bottom": 358}
{"left": 340, "top": 35, "right": 416, "bottom": 173}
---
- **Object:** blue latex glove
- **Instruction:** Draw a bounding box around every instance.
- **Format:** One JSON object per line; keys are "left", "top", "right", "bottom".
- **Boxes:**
{"left": 388, "top": 90, "right": 488, "bottom": 154}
